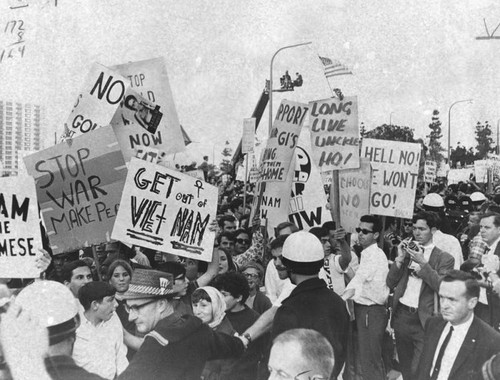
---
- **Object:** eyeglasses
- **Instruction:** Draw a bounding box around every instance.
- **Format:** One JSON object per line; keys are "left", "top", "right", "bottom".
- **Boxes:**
{"left": 236, "top": 238, "right": 250, "bottom": 245}
{"left": 404, "top": 223, "right": 413, "bottom": 227}
{"left": 243, "top": 272, "right": 259, "bottom": 279}
{"left": 124, "top": 299, "right": 157, "bottom": 314}
{"left": 355, "top": 228, "right": 374, "bottom": 234}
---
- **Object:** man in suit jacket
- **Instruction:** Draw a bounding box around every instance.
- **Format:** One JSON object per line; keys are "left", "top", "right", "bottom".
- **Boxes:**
{"left": 416, "top": 270, "right": 500, "bottom": 380}
{"left": 387, "top": 211, "right": 455, "bottom": 380}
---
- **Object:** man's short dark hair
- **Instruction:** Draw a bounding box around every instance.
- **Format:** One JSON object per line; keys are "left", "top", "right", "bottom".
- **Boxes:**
{"left": 322, "top": 221, "right": 336, "bottom": 232}
{"left": 360, "top": 215, "right": 382, "bottom": 233}
{"left": 272, "top": 329, "right": 334, "bottom": 379}
{"left": 211, "top": 272, "right": 250, "bottom": 304}
{"left": 274, "top": 221, "right": 299, "bottom": 238}
{"left": 78, "top": 281, "right": 115, "bottom": 311}
{"left": 309, "top": 227, "right": 329, "bottom": 239}
{"left": 218, "top": 215, "right": 236, "bottom": 229}
{"left": 229, "top": 198, "right": 243, "bottom": 212}
{"left": 441, "top": 270, "right": 480, "bottom": 299}
{"left": 413, "top": 211, "right": 441, "bottom": 230}
{"left": 480, "top": 212, "right": 500, "bottom": 227}
{"left": 61, "top": 260, "right": 90, "bottom": 283}
{"left": 234, "top": 228, "right": 251, "bottom": 240}
{"left": 217, "top": 231, "right": 235, "bottom": 245}
{"left": 270, "top": 234, "right": 289, "bottom": 250}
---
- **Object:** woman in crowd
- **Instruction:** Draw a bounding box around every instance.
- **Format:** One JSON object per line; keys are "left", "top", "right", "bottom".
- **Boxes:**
{"left": 192, "top": 286, "right": 236, "bottom": 380}
{"left": 218, "top": 248, "right": 236, "bottom": 274}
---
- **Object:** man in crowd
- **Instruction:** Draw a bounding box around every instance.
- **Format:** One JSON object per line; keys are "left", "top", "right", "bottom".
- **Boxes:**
{"left": 271, "top": 231, "right": 349, "bottom": 379}
{"left": 218, "top": 231, "right": 235, "bottom": 255}
{"left": 387, "top": 211, "right": 455, "bottom": 379}
{"left": 218, "top": 215, "right": 237, "bottom": 233}
{"left": 264, "top": 234, "right": 294, "bottom": 303}
{"left": 62, "top": 260, "right": 94, "bottom": 299}
{"left": 268, "top": 329, "right": 335, "bottom": 380}
{"left": 415, "top": 270, "right": 500, "bottom": 380}
{"left": 73, "top": 282, "right": 128, "bottom": 379}
{"left": 342, "top": 215, "right": 390, "bottom": 379}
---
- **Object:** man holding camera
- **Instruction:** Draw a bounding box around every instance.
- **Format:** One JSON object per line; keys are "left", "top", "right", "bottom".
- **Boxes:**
{"left": 386, "top": 211, "right": 455, "bottom": 380}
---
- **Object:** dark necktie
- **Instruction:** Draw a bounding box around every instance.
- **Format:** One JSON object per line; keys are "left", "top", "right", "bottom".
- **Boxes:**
{"left": 431, "top": 326, "right": 454, "bottom": 380}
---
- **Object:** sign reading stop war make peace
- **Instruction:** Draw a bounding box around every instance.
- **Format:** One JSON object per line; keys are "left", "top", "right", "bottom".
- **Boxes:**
{"left": 259, "top": 100, "right": 308, "bottom": 182}
{"left": 362, "top": 139, "right": 421, "bottom": 218}
{"left": 65, "top": 63, "right": 131, "bottom": 139}
{"left": 0, "top": 176, "right": 42, "bottom": 278}
{"left": 24, "top": 126, "right": 127, "bottom": 255}
{"left": 111, "top": 57, "right": 186, "bottom": 161}
{"left": 112, "top": 158, "right": 218, "bottom": 262}
{"left": 309, "top": 96, "right": 360, "bottom": 171}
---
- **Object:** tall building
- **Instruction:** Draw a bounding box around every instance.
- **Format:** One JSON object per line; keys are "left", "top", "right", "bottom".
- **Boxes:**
{"left": 0, "top": 100, "right": 43, "bottom": 176}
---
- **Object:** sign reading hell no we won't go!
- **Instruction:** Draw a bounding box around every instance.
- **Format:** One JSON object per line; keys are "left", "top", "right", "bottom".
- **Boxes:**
{"left": 112, "top": 158, "right": 218, "bottom": 262}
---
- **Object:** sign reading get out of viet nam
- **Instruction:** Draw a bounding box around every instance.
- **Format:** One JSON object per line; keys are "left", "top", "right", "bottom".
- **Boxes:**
{"left": 362, "top": 139, "right": 421, "bottom": 218}
{"left": 0, "top": 176, "right": 42, "bottom": 278}
{"left": 24, "top": 126, "right": 127, "bottom": 255}
{"left": 112, "top": 158, "right": 218, "bottom": 262}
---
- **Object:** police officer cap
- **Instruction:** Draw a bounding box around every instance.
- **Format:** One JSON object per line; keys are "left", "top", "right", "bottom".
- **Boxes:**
{"left": 423, "top": 193, "right": 444, "bottom": 208}
{"left": 281, "top": 231, "right": 324, "bottom": 275}
{"left": 459, "top": 196, "right": 473, "bottom": 212}
{"left": 16, "top": 280, "right": 80, "bottom": 345}
{"left": 470, "top": 191, "right": 486, "bottom": 204}
{"left": 444, "top": 195, "right": 459, "bottom": 209}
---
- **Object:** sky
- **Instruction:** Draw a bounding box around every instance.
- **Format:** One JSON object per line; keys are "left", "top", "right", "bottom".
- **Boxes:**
{"left": 1, "top": 0, "right": 500, "bottom": 165}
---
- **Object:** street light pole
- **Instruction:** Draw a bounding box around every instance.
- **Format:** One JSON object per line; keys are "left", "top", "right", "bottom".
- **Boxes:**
{"left": 269, "top": 42, "right": 312, "bottom": 136}
{"left": 448, "top": 99, "right": 473, "bottom": 163}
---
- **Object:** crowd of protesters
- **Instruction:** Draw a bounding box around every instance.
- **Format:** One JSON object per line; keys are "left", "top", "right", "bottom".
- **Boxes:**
{"left": 1, "top": 173, "right": 500, "bottom": 380}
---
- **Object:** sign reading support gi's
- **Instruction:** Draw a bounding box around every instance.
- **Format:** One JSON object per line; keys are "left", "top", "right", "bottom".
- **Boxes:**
{"left": 362, "top": 139, "right": 421, "bottom": 218}
{"left": 24, "top": 126, "right": 127, "bottom": 255}
{"left": 112, "top": 158, "right": 218, "bottom": 262}
{"left": 259, "top": 100, "right": 308, "bottom": 182}
{"left": 0, "top": 176, "right": 42, "bottom": 278}
{"left": 309, "top": 96, "right": 360, "bottom": 171}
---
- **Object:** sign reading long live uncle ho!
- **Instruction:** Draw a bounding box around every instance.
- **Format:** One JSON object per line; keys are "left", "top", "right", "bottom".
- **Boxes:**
{"left": 24, "top": 126, "right": 127, "bottom": 255}
{"left": 259, "top": 100, "right": 308, "bottom": 182}
{"left": 361, "top": 139, "right": 421, "bottom": 218}
{"left": 0, "top": 176, "right": 43, "bottom": 278}
{"left": 112, "top": 158, "right": 218, "bottom": 262}
{"left": 64, "top": 63, "right": 131, "bottom": 140}
{"left": 309, "top": 96, "right": 360, "bottom": 171}
{"left": 111, "top": 57, "right": 186, "bottom": 162}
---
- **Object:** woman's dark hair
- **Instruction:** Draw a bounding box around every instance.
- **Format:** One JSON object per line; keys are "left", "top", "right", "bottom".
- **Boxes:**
{"left": 107, "top": 259, "right": 132, "bottom": 281}
{"left": 191, "top": 288, "right": 212, "bottom": 304}
{"left": 218, "top": 248, "right": 236, "bottom": 272}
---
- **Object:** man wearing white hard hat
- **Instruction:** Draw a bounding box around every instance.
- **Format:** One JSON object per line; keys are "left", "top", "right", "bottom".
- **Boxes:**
{"left": 270, "top": 231, "right": 349, "bottom": 379}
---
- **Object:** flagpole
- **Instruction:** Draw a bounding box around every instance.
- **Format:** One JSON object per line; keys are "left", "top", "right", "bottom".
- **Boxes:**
{"left": 325, "top": 78, "right": 336, "bottom": 98}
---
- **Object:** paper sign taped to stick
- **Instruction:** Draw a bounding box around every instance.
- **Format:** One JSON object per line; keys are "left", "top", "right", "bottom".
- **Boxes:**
{"left": 339, "top": 158, "right": 371, "bottom": 233}
{"left": 0, "top": 176, "right": 42, "bottom": 278}
{"left": 475, "top": 160, "right": 488, "bottom": 183}
{"left": 362, "top": 139, "right": 421, "bottom": 218}
{"left": 259, "top": 100, "right": 308, "bottom": 182}
{"left": 309, "top": 96, "right": 360, "bottom": 171}
{"left": 111, "top": 57, "right": 185, "bottom": 161}
{"left": 64, "top": 63, "right": 130, "bottom": 139}
{"left": 288, "top": 128, "right": 331, "bottom": 231}
{"left": 24, "top": 126, "right": 127, "bottom": 255}
{"left": 242, "top": 118, "right": 255, "bottom": 154}
{"left": 424, "top": 161, "right": 437, "bottom": 183}
{"left": 448, "top": 168, "right": 474, "bottom": 184}
{"left": 112, "top": 158, "right": 218, "bottom": 262}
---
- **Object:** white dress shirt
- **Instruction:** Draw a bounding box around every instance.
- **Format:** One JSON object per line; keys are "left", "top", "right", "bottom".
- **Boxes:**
{"left": 265, "top": 260, "right": 293, "bottom": 303}
{"left": 319, "top": 252, "right": 359, "bottom": 295}
{"left": 430, "top": 314, "right": 474, "bottom": 380}
{"left": 399, "top": 243, "right": 434, "bottom": 308}
{"left": 345, "top": 243, "right": 389, "bottom": 305}
{"left": 479, "top": 236, "right": 500, "bottom": 304}
{"left": 73, "top": 311, "right": 128, "bottom": 380}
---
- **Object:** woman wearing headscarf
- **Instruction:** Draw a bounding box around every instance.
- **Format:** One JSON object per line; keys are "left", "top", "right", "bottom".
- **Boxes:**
{"left": 192, "top": 286, "right": 237, "bottom": 380}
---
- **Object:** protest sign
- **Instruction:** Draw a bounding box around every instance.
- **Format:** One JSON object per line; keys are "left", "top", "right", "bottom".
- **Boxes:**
{"left": 474, "top": 160, "right": 488, "bottom": 183}
{"left": 135, "top": 146, "right": 160, "bottom": 164}
{"left": 424, "top": 161, "right": 437, "bottom": 183}
{"left": 288, "top": 128, "right": 331, "bottom": 231}
{"left": 64, "top": 63, "right": 130, "bottom": 139}
{"left": 242, "top": 118, "right": 255, "bottom": 154}
{"left": 0, "top": 175, "right": 42, "bottom": 278}
{"left": 24, "top": 126, "right": 127, "bottom": 255}
{"left": 447, "top": 168, "right": 474, "bottom": 184}
{"left": 185, "top": 169, "right": 205, "bottom": 181}
{"left": 112, "top": 158, "right": 218, "bottom": 262}
{"left": 309, "top": 96, "right": 360, "bottom": 171}
{"left": 259, "top": 100, "right": 308, "bottom": 182}
{"left": 339, "top": 158, "right": 371, "bottom": 233}
{"left": 111, "top": 57, "right": 185, "bottom": 161}
{"left": 362, "top": 139, "right": 421, "bottom": 218}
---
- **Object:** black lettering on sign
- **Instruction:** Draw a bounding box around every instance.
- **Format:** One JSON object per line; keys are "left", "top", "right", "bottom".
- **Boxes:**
{"left": 0, "top": 237, "right": 35, "bottom": 256}
{"left": 130, "top": 132, "right": 163, "bottom": 149}
{"left": 170, "top": 207, "right": 210, "bottom": 247}
{"left": 0, "top": 193, "right": 30, "bottom": 222}
{"left": 133, "top": 168, "right": 180, "bottom": 198}
{"left": 90, "top": 72, "right": 125, "bottom": 105}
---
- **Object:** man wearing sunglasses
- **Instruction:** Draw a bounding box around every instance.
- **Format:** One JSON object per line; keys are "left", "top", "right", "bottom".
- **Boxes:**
{"left": 341, "top": 215, "right": 389, "bottom": 380}
{"left": 387, "top": 211, "right": 455, "bottom": 380}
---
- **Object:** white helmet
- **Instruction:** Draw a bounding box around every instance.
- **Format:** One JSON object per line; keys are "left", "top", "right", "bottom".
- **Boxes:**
{"left": 282, "top": 231, "right": 324, "bottom": 275}
{"left": 470, "top": 191, "right": 486, "bottom": 204}
{"left": 423, "top": 193, "right": 444, "bottom": 209}
{"left": 16, "top": 280, "right": 80, "bottom": 345}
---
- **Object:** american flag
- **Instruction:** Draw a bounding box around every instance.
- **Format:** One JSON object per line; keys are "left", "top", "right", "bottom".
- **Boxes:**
{"left": 318, "top": 56, "right": 353, "bottom": 78}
